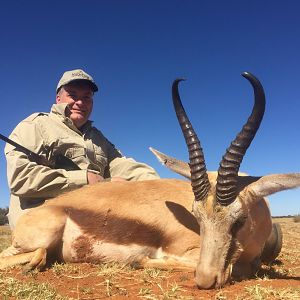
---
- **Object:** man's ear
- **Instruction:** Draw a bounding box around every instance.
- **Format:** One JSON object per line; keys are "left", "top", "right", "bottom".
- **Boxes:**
{"left": 56, "top": 94, "right": 61, "bottom": 104}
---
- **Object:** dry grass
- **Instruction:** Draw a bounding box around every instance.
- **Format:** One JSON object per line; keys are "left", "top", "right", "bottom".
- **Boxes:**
{"left": 0, "top": 273, "right": 68, "bottom": 300}
{"left": 294, "top": 214, "right": 300, "bottom": 223}
{"left": 0, "top": 226, "right": 11, "bottom": 252}
{"left": 242, "top": 284, "right": 300, "bottom": 300}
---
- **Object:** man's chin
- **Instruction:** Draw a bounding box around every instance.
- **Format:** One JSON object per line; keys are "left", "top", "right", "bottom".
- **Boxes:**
{"left": 70, "top": 114, "right": 87, "bottom": 127}
{"left": 70, "top": 112, "right": 86, "bottom": 119}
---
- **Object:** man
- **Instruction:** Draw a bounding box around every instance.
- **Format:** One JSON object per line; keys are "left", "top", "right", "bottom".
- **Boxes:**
{"left": 5, "top": 69, "right": 159, "bottom": 229}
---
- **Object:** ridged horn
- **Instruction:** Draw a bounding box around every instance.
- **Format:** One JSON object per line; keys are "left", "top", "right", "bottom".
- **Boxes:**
{"left": 172, "top": 78, "right": 210, "bottom": 201}
{"left": 216, "top": 72, "right": 266, "bottom": 206}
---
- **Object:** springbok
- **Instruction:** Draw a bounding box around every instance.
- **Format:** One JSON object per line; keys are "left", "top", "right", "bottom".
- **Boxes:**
{"left": 1, "top": 72, "right": 299, "bottom": 289}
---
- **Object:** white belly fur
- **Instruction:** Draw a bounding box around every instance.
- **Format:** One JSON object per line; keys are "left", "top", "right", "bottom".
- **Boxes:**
{"left": 62, "top": 217, "right": 161, "bottom": 264}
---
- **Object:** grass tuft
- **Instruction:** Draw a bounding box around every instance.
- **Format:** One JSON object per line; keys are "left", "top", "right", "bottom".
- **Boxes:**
{"left": 96, "top": 261, "right": 134, "bottom": 278}
{"left": 51, "top": 262, "right": 85, "bottom": 277}
{"left": 244, "top": 284, "right": 300, "bottom": 300}
{"left": 0, "top": 274, "right": 67, "bottom": 299}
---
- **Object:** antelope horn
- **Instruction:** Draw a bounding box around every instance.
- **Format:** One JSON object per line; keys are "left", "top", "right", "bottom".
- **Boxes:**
{"left": 216, "top": 72, "right": 266, "bottom": 206}
{"left": 172, "top": 78, "right": 210, "bottom": 201}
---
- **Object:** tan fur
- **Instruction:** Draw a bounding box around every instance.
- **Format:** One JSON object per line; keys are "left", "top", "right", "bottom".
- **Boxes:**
{"left": 1, "top": 179, "right": 200, "bottom": 267}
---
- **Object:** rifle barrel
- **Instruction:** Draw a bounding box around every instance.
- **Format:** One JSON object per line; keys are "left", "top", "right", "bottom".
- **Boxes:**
{"left": 0, "top": 132, "right": 80, "bottom": 170}
{"left": 0, "top": 133, "right": 33, "bottom": 156}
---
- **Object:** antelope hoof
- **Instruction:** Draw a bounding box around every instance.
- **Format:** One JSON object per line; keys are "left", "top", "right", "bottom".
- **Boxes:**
{"left": 23, "top": 248, "right": 47, "bottom": 273}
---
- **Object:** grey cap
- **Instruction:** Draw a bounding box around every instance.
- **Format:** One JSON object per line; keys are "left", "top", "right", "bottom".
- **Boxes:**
{"left": 56, "top": 69, "right": 99, "bottom": 93}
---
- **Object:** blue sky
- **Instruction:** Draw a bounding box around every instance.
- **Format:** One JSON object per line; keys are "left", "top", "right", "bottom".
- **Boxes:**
{"left": 0, "top": 1, "right": 299, "bottom": 216}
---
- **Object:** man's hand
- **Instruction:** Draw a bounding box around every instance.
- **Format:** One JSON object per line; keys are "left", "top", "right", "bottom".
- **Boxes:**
{"left": 87, "top": 171, "right": 104, "bottom": 184}
{"left": 87, "top": 171, "right": 127, "bottom": 184}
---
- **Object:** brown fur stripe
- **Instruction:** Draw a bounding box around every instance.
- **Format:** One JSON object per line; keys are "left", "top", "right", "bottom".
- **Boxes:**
{"left": 65, "top": 208, "right": 171, "bottom": 248}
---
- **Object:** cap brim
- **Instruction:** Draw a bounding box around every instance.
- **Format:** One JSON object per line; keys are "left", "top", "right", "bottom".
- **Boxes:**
{"left": 57, "top": 79, "right": 98, "bottom": 93}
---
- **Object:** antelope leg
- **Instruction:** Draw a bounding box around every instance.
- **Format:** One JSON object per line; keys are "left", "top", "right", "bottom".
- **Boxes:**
{"left": 138, "top": 256, "right": 196, "bottom": 271}
{"left": 0, "top": 248, "right": 47, "bottom": 271}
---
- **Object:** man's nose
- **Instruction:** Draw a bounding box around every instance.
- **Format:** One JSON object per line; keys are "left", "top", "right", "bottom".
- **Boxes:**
{"left": 74, "top": 98, "right": 85, "bottom": 104}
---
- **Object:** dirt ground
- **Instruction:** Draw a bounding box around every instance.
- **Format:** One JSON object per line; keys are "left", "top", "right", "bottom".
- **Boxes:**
{"left": 0, "top": 217, "right": 299, "bottom": 299}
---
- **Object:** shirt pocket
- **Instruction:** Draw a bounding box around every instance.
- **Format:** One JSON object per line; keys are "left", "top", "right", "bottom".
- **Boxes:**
{"left": 63, "top": 147, "right": 88, "bottom": 167}
{"left": 65, "top": 147, "right": 86, "bottom": 159}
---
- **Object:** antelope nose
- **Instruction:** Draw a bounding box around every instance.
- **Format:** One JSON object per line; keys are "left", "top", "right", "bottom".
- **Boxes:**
{"left": 195, "top": 273, "right": 217, "bottom": 289}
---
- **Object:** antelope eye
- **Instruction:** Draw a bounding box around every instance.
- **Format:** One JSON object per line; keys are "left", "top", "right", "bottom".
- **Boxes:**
{"left": 231, "top": 215, "right": 247, "bottom": 235}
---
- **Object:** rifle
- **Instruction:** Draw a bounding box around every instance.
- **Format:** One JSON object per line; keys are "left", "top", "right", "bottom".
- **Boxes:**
{"left": 0, "top": 133, "right": 80, "bottom": 171}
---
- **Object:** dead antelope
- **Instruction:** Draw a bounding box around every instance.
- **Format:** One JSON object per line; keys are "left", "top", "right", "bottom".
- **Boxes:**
{"left": 1, "top": 72, "right": 300, "bottom": 289}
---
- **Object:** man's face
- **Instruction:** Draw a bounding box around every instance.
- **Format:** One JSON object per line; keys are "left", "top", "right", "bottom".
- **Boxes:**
{"left": 56, "top": 82, "right": 94, "bottom": 129}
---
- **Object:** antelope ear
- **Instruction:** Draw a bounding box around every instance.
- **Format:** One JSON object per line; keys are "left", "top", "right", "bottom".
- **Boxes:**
{"left": 149, "top": 147, "right": 191, "bottom": 179}
{"left": 246, "top": 173, "right": 300, "bottom": 198}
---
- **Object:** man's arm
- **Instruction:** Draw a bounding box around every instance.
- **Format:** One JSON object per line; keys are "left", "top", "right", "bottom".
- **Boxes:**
{"left": 108, "top": 156, "right": 160, "bottom": 181}
{"left": 5, "top": 120, "right": 88, "bottom": 199}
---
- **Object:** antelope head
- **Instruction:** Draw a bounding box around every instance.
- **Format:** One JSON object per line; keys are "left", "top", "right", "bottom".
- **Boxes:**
{"left": 154, "top": 73, "right": 300, "bottom": 289}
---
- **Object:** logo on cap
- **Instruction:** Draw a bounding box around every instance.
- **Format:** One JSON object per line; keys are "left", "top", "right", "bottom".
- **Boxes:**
{"left": 71, "top": 70, "right": 90, "bottom": 80}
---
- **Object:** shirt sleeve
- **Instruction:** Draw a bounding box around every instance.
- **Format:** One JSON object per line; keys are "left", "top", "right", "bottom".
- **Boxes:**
{"left": 108, "top": 156, "right": 160, "bottom": 181}
{"left": 5, "top": 119, "right": 88, "bottom": 199}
